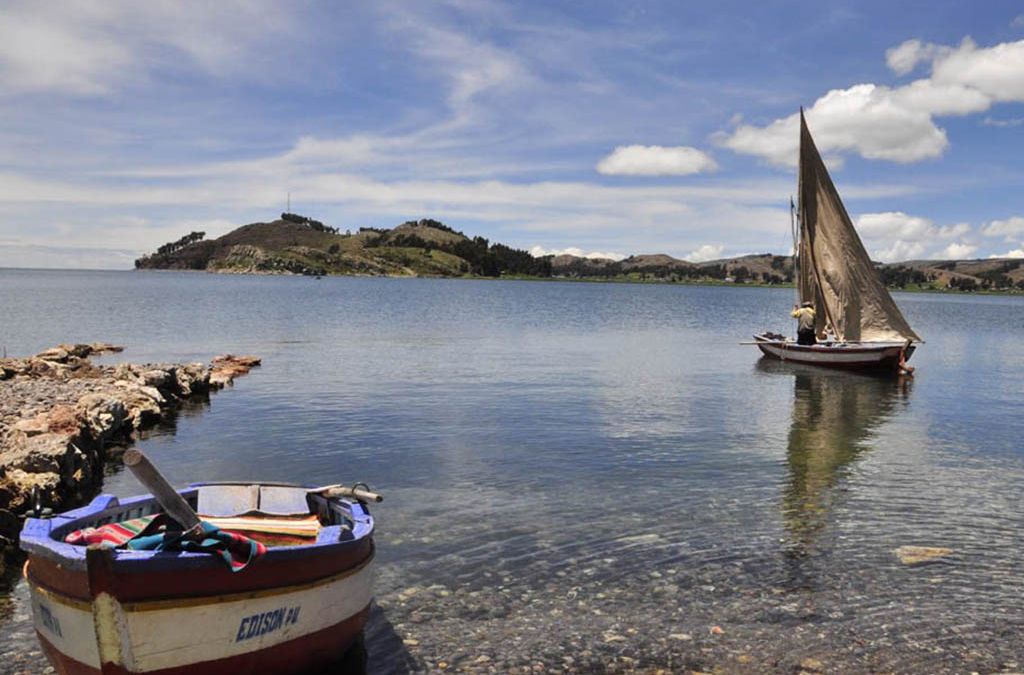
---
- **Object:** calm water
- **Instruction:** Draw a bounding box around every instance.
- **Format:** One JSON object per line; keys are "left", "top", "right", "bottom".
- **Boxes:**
{"left": 2, "top": 269, "right": 1023, "bottom": 673}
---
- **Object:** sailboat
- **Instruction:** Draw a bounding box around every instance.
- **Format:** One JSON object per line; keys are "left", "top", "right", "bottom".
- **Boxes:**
{"left": 753, "top": 110, "right": 921, "bottom": 373}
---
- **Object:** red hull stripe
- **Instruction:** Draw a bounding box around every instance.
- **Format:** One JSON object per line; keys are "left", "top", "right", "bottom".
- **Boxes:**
{"left": 27, "top": 538, "right": 372, "bottom": 603}
{"left": 36, "top": 605, "right": 370, "bottom": 675}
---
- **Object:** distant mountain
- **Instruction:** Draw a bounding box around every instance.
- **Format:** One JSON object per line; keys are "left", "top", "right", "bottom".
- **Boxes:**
{"left": 550, "top": 252, "right": 1024, "bottom": 291}
{"left": 551, "top": 252, "right": 793, "bottom": 285}
{"left": 136, "top": 214, "right": 1024, "bottom": 291}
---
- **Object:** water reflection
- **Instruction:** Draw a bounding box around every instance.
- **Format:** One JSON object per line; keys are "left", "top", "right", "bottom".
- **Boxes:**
{"left": 758, "top": 360, "right": 912, "bottom": 556}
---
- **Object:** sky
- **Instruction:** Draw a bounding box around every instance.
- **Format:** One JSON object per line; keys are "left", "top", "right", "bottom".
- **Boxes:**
{"left": 2, "top": 0, "right": 1024, "bottom": 269}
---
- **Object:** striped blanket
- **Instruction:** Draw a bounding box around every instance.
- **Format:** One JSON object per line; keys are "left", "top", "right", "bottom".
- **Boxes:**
{"left": 65, "top": 515, "right": 266, "bottom": 572}
{"left": 129, "top": 521, "right": 267, "bottom": 572}
{"left": 64, "top": 515, "right": 160, "bottom": 547}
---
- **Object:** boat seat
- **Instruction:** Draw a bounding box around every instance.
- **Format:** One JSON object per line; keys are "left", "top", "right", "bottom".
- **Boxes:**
{"left": 258, "top": 486, "right": 312, "bottom": 516}
{"left": 196, "top": 484, "right": 312, "bottom": 517}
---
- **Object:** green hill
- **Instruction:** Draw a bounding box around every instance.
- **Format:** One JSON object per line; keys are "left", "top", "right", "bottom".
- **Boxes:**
{"left": 134, "top": 215, "right": 551, "bottom": 278}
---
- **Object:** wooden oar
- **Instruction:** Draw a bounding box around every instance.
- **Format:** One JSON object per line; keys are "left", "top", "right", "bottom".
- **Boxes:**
{"left": 308, "top": 483, "right": 383, "bottom": 503}
{"left": 123, "top": 449, "right": 203, "bottom": 535}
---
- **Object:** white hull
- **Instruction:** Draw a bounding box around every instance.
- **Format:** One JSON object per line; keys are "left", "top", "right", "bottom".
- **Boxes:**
{"left": 753, "top": 335, "right": 912, "bottom": 371}
{"left": 27, "top": 557, "right": 373, "bottom": 672}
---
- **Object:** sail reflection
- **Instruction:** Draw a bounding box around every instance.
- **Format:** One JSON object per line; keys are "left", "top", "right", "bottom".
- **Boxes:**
{"left": 758, "top": 360, "right": 912, "bottom": 556}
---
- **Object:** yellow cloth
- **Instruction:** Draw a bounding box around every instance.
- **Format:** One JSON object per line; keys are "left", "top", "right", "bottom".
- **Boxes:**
{"left": 791, "top": 307, "right": 816, "bottom": 332}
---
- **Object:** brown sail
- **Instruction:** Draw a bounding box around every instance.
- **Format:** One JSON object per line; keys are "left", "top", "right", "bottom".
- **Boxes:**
{"left": 798, "top": 111, "right": 920, "bottom": 343}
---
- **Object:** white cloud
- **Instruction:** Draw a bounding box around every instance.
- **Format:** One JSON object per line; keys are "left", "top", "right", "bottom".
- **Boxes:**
{"left": 0, "top": 2, "right": 296, "bottom": 95}
{"left": 1014, "top": 15, "right": 1024, "bottom": 29}
{"left": 720, "top": 37, "right": 1024, "bottom": 167}
{"left": 596, "top": 145, "right": 717, "bottom": 176}
{"left": 875, "top": 240, "right": 925, "bottom": 262}
{"left": 885, "top": 39, "right": 950, "bottom": 76}
{"left": 529, "top": 245, "right": 625, "bottom": 261}
{"left": 855, "top": 211, "right": 975, "bottom": 262}
{"left": 720, "top": 85, "right": 951, "bottom": 166}
{"left": 939, "top": 242, "right": 977, "bottom": 259}
{"left": 685, "top": 244, "right": 724, "bottom": 262}
{"left": 857, "top": 211, "right": 935, "bottom": 239}
{"left": 931, "top": 38, "right": 1024, "bottom": 102}
{"left": 981, "top": 216, "right": 1024, "bottom": 239}
{"left": 982, "top": 116, "right": 1024, "bottom": 127}
{"left": 990, "top": 248, "right": 1024, "bottom": 259}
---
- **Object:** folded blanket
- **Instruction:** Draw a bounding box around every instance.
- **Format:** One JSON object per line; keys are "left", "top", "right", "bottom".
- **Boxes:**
{"left": 65, "top": 515, "right": 267, "bottom": 572}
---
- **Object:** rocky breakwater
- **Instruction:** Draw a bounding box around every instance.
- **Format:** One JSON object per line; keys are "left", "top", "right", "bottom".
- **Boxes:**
{"left": 0, "top": 343, "right": 261, "bottom": 572}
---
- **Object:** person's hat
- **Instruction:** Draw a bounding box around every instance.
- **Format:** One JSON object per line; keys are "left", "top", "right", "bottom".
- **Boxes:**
{"left": 801, "top": 301, "right": 813, "bottom": 308}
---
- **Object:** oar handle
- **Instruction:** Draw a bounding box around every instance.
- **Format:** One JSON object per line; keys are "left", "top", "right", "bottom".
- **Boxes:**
{"left": 312, "top": 484, "right": 383, "bottom": 503}
{"left": 123, "top": 449, "right": 202, "bottom": 531}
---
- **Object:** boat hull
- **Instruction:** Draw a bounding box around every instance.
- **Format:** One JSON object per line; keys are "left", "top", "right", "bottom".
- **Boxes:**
{"left": 753, "top": 334, "right": 914, "bottom": 372}
{"left": 21, "top": 487, "right": 375, "bottom": 674}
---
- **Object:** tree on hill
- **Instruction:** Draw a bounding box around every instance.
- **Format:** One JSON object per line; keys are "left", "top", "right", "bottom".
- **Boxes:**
{"left": 281, "top": 212, "right": 338, "bottom": 233}
{"left": 135, "top": 231, "right": 207, "bottom": 267}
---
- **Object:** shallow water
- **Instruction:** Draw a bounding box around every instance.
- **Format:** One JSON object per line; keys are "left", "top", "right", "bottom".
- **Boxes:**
{"left": 2, "top": 270, "right": 1023, "bottom": 673}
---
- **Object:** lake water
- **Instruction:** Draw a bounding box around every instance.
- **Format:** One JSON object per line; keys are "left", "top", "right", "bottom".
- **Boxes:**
{"left": 2, "top": 269, "right": 1023, "bottom": 673}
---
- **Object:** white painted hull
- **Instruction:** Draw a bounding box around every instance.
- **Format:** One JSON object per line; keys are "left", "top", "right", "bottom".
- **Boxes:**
{"left": 753, "top": 335, "right": 913, "bottom": 371}
{"left": 27, "top": 558, "right": 373, "bottom": 673}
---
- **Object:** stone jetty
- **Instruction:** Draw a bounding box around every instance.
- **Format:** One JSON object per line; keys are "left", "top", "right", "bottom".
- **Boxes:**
{"left": 0, "top": 343, "right": 260, "bottom": 571}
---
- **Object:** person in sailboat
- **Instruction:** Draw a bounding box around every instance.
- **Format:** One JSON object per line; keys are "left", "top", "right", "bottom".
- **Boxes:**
{"left": 791, "top": 301, "right": 816, "bottom": 345}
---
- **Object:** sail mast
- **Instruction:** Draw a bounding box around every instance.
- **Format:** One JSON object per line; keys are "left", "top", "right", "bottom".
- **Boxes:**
{"left": 798, "top": 109, "right": 837, "bottom": 338}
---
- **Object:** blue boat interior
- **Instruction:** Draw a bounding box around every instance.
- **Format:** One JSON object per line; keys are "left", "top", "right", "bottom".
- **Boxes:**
{"left": 21, "top": 483, "right": 374, "bottom": 564}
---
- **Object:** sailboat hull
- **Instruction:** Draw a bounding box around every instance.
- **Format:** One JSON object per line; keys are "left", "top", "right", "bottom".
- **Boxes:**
{"left": 753, "top": 334, "right": 913, "bottom": 372}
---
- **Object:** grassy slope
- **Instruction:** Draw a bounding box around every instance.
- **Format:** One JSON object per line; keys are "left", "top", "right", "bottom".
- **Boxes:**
{"left": 141, "top": 219, "right": 472, "bottom": 277}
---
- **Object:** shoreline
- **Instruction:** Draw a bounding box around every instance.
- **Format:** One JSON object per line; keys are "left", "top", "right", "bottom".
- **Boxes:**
{"left": 4, "top": 267, "right": 1024, "bottom": 296}
{"left": 0, "top": 343, "right": 260, "bottom": 572}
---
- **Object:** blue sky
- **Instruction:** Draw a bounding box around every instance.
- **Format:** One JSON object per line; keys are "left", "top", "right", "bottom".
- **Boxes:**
{"left": 2, "top": 0, "right": 1024, "bottom": 268}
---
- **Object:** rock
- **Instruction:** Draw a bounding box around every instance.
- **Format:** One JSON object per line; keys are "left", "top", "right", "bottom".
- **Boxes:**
{"left": 13, "top": 434, "right": 75, "bottom": 474}
{"left": 895, "top": 546, "right": 954, "bottom": 565}
{"left": 0, "top": 469, "right": 61, "bottom": 511}
{"left": 58, "top": 344, "right": 93, "bottom": 358}
{"left": 13, "top": 415, "right": 50, "bottom": 437}
{"left": 214, "top": 354, "right": 262, "bottom": 368}
{"left": 87, "top": 342, "right": 123, "bottom": 354}
{"left": 141, "top": 369, "right": 172, "bottom": 389}
{"left": 112, "top": 387, "right": 162, "bottom": 429}
{"left": 35, "top": 347, "right": 69, "bottom": 363}
{"left": 800, "top": 657, "right": 825, "bottom": 672}
{"left": 210, "top": 355, "right": 260, "bottom": 388}
{"left": 77, "top": 394, "right": 128, "bottom": 442}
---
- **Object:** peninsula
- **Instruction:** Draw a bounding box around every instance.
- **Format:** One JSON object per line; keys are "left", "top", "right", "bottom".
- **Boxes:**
{"left": 136, "top": 214, "right": 1024, "bottom": 293}
{"left": 0, "top": 344, "right": 260, "bottom": 572}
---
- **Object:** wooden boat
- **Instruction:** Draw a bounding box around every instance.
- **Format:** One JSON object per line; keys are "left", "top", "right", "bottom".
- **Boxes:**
{"left": 753, "top": 334, "right": 915, "bottom": 371}
{"left": 20, "top": 477, "right": 376, "bottom": 674}
{"left": 754, "top": 110, "right": 921, "bottom": 373}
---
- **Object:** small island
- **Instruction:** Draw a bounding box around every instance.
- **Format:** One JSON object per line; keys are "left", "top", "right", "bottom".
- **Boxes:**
{"left": 136, "top": 214, "right": 1024, "bottom": 293}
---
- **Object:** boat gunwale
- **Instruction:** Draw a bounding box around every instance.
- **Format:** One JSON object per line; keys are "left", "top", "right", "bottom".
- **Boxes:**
{"left": 20, "top": 483, "right": 374, "bottom": 572}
